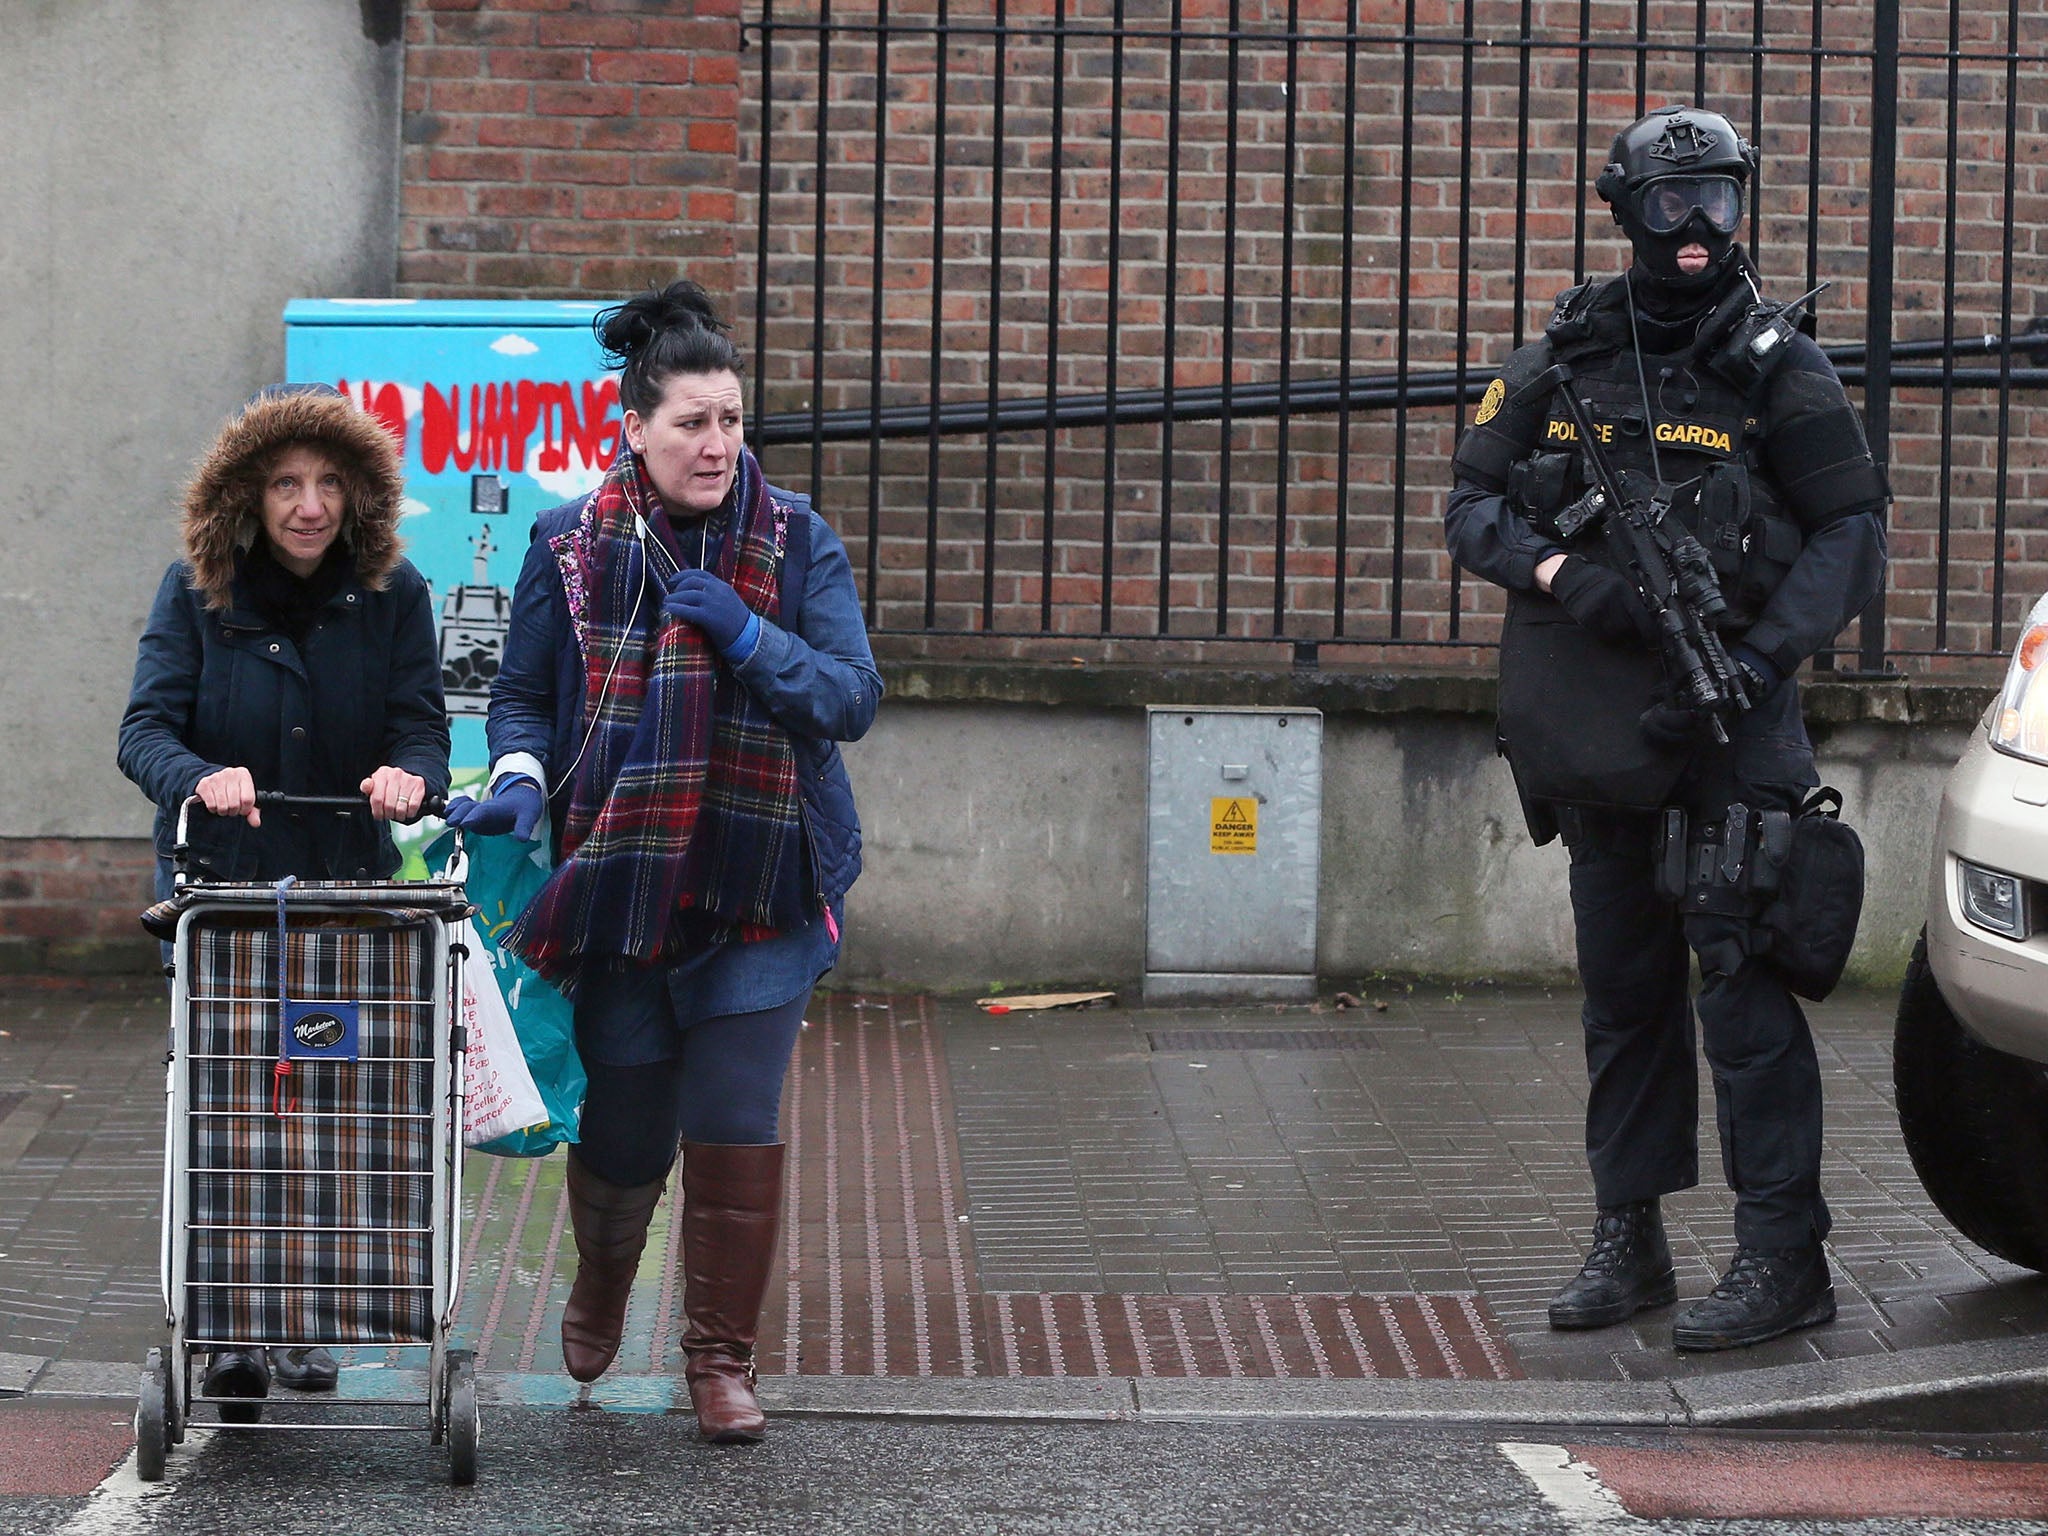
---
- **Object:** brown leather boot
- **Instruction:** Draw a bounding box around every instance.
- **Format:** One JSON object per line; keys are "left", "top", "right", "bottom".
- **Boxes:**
{"left": 560, "top": 1150, "right": 666, "bottom": 1384}
{"left": 679, "top": 1140, "right": 785, "bottom": 1443}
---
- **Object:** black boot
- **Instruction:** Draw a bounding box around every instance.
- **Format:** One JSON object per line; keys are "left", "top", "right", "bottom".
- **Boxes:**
{"left": 200, "top": 1349, "right": 270, "bottom": 1423}
{"left": 1547, "top": 1199, "right": 1678, "bottom": 1329}
{"left": 269, "top": 1347, "right": 339, "bottom": 1391}
{"left": 1673, "top": 1241, "right": 1834, "bottom": 1351}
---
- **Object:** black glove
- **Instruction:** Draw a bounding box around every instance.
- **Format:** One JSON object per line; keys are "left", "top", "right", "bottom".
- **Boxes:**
{"left": 1639, "top": 701, "right": 1714, "bottom": 748}
{"left": 1549, "top": 557, "right": 1658, "bottom": 646}
{"left": 1728, "top": 643, "right": 1784, "bottom": 704}
{"left": 1638, "top": 696, "right": 1736, "bottom": 749}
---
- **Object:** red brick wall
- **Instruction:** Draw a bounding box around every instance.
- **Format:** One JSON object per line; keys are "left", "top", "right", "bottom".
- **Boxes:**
{"left": 397, "top": 0, "right": 2048, "bottom": 667}
{"left": 398, "top": 0, "right": 743, "bottom": 300}
{"left": 0, "top": 840, "right": 158, "bottom": 976}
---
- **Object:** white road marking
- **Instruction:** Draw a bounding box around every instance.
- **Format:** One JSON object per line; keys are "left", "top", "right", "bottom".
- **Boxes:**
{"left": 55, "top": 1428, "right": 215, "bottom": 1536}
{"left": 1499, "top": 1440, "right": 1636, "bottom": 1530}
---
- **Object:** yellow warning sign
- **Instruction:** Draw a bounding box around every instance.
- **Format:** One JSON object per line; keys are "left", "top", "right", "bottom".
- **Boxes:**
{"left": 1210, "top": 797, "right": 1258, "bottom": 855}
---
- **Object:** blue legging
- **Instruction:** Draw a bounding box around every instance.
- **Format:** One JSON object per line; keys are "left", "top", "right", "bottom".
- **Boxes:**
{"left": 572, "top": 993, "right": 809, "bottom": 1187}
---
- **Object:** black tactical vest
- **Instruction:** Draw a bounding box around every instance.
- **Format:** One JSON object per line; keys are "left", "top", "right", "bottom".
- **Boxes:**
{"left": 1507, "top": 280, "right": 1802, "bottom": 630}
{"left": 1490, "top": 276, "right": 1805, "bottom": 816}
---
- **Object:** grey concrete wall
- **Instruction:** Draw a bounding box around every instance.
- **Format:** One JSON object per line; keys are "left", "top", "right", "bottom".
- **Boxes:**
{"left": 840, "top": 705, "right": 1152, "bottom": 989}
{"left": 835, "top": 672, "right": 1983, "bottom": 994}
{"left": 0, "top": 2, "right": 402, "bottom": 837}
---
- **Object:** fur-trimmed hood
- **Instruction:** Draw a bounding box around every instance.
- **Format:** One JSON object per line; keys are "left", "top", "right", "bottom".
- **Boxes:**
{"left": 181, "top": 387, "right": 406, "bottom": 611}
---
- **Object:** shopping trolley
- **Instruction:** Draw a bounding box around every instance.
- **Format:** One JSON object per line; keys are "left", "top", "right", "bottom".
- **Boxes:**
{"left": 136, "top": 792, "right": 479, "bottom": 1483}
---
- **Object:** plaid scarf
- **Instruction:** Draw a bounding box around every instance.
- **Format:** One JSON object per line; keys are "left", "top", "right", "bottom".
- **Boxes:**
{"left": 507, "top": 447, "right": 809, "bottom": 989}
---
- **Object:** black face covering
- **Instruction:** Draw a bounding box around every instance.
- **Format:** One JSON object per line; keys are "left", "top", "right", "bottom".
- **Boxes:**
{"left": 1620, "top": 203, "right": 1739, "bottom": 314}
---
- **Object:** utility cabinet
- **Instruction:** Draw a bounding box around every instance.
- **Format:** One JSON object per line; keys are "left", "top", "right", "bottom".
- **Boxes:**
{"left": 1144, "top": 707, "right": 1323, "bottom": 1003}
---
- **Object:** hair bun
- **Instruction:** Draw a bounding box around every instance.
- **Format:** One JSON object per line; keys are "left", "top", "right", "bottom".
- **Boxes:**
{"left": 593, "top": 276, "right": 746, "bottom": 413}
{"left": 657, "top": 282, "right": 721, "bottom": 332}
{"left": 595, "top": 278, "right": 728, "bottom": 369}
{"left": 594, "top": 299, "right": 659, "bottom": 369}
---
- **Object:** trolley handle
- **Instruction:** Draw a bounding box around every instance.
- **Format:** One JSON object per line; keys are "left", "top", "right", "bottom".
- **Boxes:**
{"left": 172, "top": 791, "right": 451, "bottom": 871}
{"left": 254, "top": 791, "right": 451, "bottom": 818}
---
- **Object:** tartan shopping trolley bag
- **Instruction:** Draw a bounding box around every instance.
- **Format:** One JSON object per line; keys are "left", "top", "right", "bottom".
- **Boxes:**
{"left": 135, "top": 793, "right": 481, "bottom": 1484}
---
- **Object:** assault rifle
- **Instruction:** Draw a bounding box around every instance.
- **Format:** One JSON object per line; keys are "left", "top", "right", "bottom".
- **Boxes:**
{"left": 1514, "top": 361, "right": 1750, "bottom": 744}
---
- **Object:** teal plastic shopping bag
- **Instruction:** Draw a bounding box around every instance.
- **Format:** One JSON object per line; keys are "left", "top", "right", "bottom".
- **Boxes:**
{"left": 430, "top": 829, "right": 584, "bottom": 1157}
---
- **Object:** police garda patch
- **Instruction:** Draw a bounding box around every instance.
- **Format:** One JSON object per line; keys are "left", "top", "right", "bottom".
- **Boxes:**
{"left": 1474, "top": 377, "right": 1505, "bottom": 426}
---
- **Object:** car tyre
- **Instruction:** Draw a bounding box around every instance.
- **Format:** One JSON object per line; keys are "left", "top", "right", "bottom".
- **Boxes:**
{"left": 1895, "top": 929, "right": 2048, "bottom": 1272}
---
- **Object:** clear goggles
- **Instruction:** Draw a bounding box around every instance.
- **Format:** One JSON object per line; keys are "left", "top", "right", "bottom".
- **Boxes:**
{"left": 1636, "top": 174, "right": 1744, "bottom": 236}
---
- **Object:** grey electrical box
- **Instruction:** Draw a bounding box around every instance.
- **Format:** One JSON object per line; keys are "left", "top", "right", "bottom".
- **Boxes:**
{"left": 1144, "top": 706, "right": 1322, "bottom": 1004}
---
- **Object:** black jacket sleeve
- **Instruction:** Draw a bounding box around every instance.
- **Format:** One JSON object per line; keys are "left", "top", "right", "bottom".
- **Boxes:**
{"left": 117, "top": 562, "right": 216, "bottom": 813}
{"left": 1743, "top": 337, "right": 1890, "bottom": 674}
{"left": 1444, "top": 338, "right": 1568, "bottom": 592}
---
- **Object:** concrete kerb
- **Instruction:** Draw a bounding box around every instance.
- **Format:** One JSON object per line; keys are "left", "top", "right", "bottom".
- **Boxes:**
{"left": 0, "top": 1350, "right": 42, "bottom": 1396}
{"left": 1673, "top": 1338, "right": 2048, "bottom": 1433}
{"left": 14, "top": 1343, "right": 2048, "bottom": 1433}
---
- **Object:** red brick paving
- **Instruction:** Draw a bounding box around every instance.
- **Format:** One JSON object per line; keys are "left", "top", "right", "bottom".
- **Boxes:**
{"left": 0, "top": 1406, "right": 137, "bottom": 1496}
{"left": 979, "top": 1290, "right": 1520, "bottom": 1380}
{"left": 449, "top": 996, "right": 1524, "bottom": 1380}
{"left": 752, "top": 999, "right": 1517, "bottom": 1380}
{"left": 1573, "top": 1441, "right": 2048, "bottom": 1521}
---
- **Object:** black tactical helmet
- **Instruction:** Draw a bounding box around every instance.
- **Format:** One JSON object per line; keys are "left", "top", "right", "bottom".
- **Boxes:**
{"left": 1597, "top": 106, "right": 1758, "bottom": 290}
{"left": 1596, "top": 105, "right": 1756, "bottom": 207}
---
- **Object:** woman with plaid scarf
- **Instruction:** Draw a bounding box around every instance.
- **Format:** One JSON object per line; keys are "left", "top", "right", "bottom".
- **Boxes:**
{"left": 444, "top": 279, "right": 880, "bottom": 1442}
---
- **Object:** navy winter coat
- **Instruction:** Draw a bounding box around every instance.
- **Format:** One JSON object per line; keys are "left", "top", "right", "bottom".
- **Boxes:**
{"left": 485, "top": 487, "right": 878, "bottom": 912}
{"left": 119, "top": 559, "right": 451, "bottom": 881}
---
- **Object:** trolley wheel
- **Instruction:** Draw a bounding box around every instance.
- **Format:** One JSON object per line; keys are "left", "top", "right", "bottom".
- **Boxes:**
{"left": 444, "top": 1349, "right": 478, "bottom": 1486}
{"left": 135, "top": 1350, "right": 169, "bottom": 1483}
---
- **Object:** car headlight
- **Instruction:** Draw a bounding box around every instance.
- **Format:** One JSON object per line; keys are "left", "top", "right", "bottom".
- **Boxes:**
{"left": 1990, "top": 593, "right": 2048, "bottom": 765}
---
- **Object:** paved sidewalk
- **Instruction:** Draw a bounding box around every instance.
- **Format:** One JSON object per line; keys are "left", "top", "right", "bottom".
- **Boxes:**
{"left": 3, "top": 977, "right": 2046, "bottom": 1426}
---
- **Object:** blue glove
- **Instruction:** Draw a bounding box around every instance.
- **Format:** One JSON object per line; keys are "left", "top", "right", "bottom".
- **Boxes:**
{"left": 443, "top": 776, "right": 544, "bottom": 840}
{"left": 662, "top": 568, "right": 757, "bottom": 655}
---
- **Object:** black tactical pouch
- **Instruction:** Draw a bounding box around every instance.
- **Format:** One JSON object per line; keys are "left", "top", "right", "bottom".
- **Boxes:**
{"left": 1693, "top": 463, "right": 1749, "bottom": 584}
{"left": 1755, "top": 787, "right": 1866, "bottom": 1001}
{"left": 1732, "top": 487, "right": 1802, "bottom": 627}
{"left": 1508, "top": 451, "right": 1578, "bottom": 532}
{"left": 1652, "top": 808, "right": 1688, "bottom": 902}
{"left": 1688, "top": 465, "right": 1803, "bottom": 631}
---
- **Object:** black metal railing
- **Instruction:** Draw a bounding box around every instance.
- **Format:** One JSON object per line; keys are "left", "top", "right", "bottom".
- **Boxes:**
{"left": 743, "top": 0, "right": 2046, "bottom": 668}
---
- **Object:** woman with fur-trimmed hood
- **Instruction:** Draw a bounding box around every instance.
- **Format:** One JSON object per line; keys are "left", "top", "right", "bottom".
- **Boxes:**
{"left": 119, "top": 384, "right": 450, "bottom": 1407}
{"left": 119, "top": 383, "right": 451, "bottom": 892}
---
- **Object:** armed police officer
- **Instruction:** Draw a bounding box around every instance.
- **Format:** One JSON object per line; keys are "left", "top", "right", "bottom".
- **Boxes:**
{"left": 1445, "top": 106, "right": 1887, "bottom": 1350}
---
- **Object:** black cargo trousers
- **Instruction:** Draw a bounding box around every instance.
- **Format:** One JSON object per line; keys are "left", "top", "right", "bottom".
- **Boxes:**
{"left": 1555, "top": 692, "right": 1830, "bottom": 1252}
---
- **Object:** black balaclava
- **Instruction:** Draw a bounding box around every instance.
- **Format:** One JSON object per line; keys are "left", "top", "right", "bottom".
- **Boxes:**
{"left": 1621, "top": 201, "right": 1737, "bottom": 302}
{"left": 1596, "top": 107, "right": 1755, "bottom": 316}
